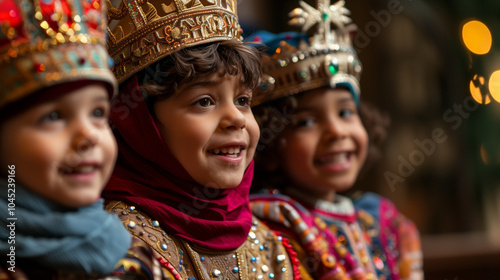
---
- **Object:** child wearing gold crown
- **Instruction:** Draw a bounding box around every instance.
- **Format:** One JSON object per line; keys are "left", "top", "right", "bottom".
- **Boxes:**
{"left": 0, "top": 0, "right": 132, "bottom": 278}
{"left": 99, "top": 0, "right": 311, "bottom": 279}
{"left": 249, "top": 1, "right": 423, "bottom": 280}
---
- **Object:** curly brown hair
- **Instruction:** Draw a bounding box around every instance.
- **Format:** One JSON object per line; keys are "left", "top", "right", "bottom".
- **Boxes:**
{"left": 138, "top": 40, "right": 262, "bottom": 102}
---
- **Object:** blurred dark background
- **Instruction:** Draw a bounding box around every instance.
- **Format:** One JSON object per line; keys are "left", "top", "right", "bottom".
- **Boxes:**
{"left": 239, "top": 0, "right": 500, "bottom": 279}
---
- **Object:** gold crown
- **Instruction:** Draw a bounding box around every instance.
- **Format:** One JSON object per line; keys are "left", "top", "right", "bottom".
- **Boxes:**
{"left": 106, "top": 0, "right": 241, "bottom": 83}
{"left": 253, "top": 0, "right": 362, "bottom": 107}
{"left": 0, "top": 0, "right": 117, "bottom": 109}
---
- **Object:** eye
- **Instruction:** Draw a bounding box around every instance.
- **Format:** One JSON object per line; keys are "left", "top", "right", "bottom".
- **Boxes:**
{"left": 295, "top": 117, "right": 315, "bottom": 127}
{"left": 194, "top": 97, "right": 213, "bottom": 107}
{"left": 339, "top": 108, "right": 355, "bottom": 118}
{"left": 40, "top": 111, "right": 60, "bottom": 122}
{"left": 235, "top": 96, "right": 251, "bottom": 107}
{"left": 93, "top": 108, "right": 104, "bottom": 117}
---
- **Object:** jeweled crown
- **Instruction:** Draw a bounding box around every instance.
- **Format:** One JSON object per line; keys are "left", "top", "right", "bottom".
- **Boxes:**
{"left": 0, "top": 0, "right": 117, "bottom": 109}
{"left": 253, "top": 0, "right": 362, "bottom": 106}
{"left": 106, "top": 0, "right": 241, "bottom": 83}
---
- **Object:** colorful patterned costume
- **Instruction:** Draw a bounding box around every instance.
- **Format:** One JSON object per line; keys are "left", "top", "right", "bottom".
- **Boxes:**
{"left": 250, "top": 191, "right": 423, "bottom": 280}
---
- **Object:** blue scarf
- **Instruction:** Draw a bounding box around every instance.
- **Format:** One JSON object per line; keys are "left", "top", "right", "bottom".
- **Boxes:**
{"left": 0, "top": 180, "right": 131, "bottom": 275}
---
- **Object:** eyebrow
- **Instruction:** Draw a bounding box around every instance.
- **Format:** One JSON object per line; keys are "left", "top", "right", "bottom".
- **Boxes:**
{"left": 93, "top": 96, "right": 110, "bottom": 103}
{"left": 178, "top": 79, "right": 219, "bottom": 93}
{"left": 337, "top": 97, "right": 355, "bottom": 104}
{"left": 295, "top": 96, "right": 355, "bottom": 112}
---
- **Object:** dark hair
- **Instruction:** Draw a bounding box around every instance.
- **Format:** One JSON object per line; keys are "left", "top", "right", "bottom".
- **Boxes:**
{"left": 138, "top": 40, "right": 262, "bottom": 102}
{"left": 251, "top": 92, "right": 390, "bottom": 193}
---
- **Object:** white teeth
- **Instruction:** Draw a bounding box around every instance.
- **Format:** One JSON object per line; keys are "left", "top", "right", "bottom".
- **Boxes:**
{"left": 210, "top": 146, "right": 242, "bottom": 156}
{"left": 76, "top": 166, "right": 95, "bottom": 173}
{"left": 331, "top": 153, "right": 347, "bottom": 164}
{"left": 318, "top": 153, "right": 348, "bottom": 164}
{"left": 61, "top": 166, "right": 95, "bottom": 174}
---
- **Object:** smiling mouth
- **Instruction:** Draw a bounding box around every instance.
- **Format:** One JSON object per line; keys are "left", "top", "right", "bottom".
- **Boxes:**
{"left": 60, "top": 165, "right": 98, "bottom": 175}
{"left": 208, "top": 146, "right": 244, "bottom": 158}
{"left": 315, "top": 152, "right": 352, "bottom": 165}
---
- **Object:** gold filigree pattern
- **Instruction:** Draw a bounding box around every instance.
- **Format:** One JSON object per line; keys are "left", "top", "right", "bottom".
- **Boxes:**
{"left": 0, "top": 0, "right": 116, "bottom": 108}
{"left": 106, "top": 0, "right": 241, "bottom": 83}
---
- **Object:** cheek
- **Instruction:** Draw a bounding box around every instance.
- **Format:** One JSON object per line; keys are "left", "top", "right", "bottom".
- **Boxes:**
{"left": 101, "top": 129, "right": 118, "bottom": 169}
{"left": 247, "top": 117, "right": 260, "bottom": 150}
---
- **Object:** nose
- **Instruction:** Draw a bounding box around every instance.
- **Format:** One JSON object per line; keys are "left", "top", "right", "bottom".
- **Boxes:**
{"left": 72, "top": 118, "right": 99, "bottom": 153}
{"left": 220, "top": 102, "right": 247, "bottom": 130}
{"left": 323, "top": 116, "right": 346, "bottom": 142}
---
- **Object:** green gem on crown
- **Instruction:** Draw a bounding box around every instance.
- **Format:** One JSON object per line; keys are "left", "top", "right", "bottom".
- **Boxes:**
{"left": 322, "top": 12, "right": 328, "bottom": 21}
{"left": 329, "top": 62, "right": 338, "bottom": 75}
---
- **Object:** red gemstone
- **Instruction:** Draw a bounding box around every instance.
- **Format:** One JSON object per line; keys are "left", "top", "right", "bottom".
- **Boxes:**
{"left": 33, "top": 63, "right": 45, "bottom": 73}
{"left": 284, "top": 34, "right": 293, "bottom": 40}
{"left": 79, "top": 57, "right": 85, "bottom": 65}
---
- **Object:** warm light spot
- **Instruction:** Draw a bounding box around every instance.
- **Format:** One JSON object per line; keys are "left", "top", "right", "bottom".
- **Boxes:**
{"left": 480, "top": 144, "right": 489, "bottom": 165}
{"left": 488, "top": 70, "right": 500, "bottom": 102}
{"left": 462, "top": 20, "right": 492, "bottom": 55}
{"left": 40, "top": 21, "right": 49, "bottom": 30}
{"left": 470, "top": 75, "right": 490, "bottom": 104}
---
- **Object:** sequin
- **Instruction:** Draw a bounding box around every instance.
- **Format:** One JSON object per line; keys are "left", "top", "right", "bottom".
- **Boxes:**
{"left": 128, "top": 206, "right": 136, "bottom": 211}
{"left": 161, "top": 244, "right": 167, "bottom": 250}
{"left": 200, "top": 256, "right": 205, "bottom": 262}
{"left": 212, "top": 269, "right": 221, "bottom": 277}
{"left": 232, "top": 267, "right": 239, "bottom": 273}
{"left": 269, "top": 273, "right": 275, "bottom": 278}
{"left": 277, "top": 255, "right": 286, "bottom": 263}
{"left": 251, "top": 257, "right": 256, "bottom": 262}
{"left": 127, "top": 221, "right": 136, "bottom": 229}
{"left": 248, "top": 232, "right": 256, "bottom": 239}
{"left": 261, "top": 265, "right": 269, "bottom": 272}
{"left": 152, "top": 220, "right": 160, "bottom": 227}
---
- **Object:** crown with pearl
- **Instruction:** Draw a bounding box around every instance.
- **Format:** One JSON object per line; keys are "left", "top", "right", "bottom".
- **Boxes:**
{"left": 253, "top": 0, "right": 362, "bottom": 106}
{"left": 106, "top": 0, "right": 241, "bottom": 84}
{"left": 0, "top": 0, "right": 117, "bottom": 109}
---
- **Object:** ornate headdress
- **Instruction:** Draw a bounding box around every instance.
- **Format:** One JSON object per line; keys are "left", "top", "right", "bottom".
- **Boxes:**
{"left": 106, "top": 0, "right": 241, "bottom": 83}
{"left": 0, "top": 0, "right": 117, "bottom": 109}
{"left": 253, "top": 0, "right": 362, "bottom": 106}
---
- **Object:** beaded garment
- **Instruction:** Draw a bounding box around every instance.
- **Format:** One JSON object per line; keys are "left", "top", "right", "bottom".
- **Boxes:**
{"left": 106, "top": 201, "right": 307, "bottom": 280}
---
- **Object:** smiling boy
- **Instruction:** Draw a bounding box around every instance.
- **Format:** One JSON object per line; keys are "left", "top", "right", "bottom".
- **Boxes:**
{"left": 0, "top": 0, "right": 130, "bottom": 277}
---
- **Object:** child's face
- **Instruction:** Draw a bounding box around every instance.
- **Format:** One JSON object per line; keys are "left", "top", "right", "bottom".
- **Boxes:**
{"left": 280, "top": 88, "right": 368, "bottom": 197}
{"left": 154, "top": 74, "right": 259, "bottom": 189}
{"left": 0, "top": 84, "right": 117, "bottom": 208}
